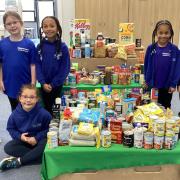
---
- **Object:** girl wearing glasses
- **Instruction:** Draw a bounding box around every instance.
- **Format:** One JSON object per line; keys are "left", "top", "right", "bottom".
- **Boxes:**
{"left": 0, "top": 11, "right": 36, "bottom": 111}
{"left": 0, "top": 84, "right": 51, "bottom": 171}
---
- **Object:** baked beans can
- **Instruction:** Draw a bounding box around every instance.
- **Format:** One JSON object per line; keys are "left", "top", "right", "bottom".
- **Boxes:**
{"left": 144, "top": 132, "right": 153, "bottom": 149}
{"left": 101, "top": 130, "right": 111, "bottom": 148}
{"left": 47, "top": 131, "right": 58, "bottom": 149}
{"left": 154, "top": 119, "right": 165, "bottom": 136}
{"left": 154, "top": 135, "right": 164, "bottom": 150}
{"left": 123, "top": 130, "right": 134, "bottom": 147}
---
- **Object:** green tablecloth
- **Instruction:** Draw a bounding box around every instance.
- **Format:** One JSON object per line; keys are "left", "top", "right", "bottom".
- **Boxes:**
{"left": 41, "top": 142, "right": 180, "bottom": 180}
{"left": 63, "top": 83, "right": 141, "bottom": 91}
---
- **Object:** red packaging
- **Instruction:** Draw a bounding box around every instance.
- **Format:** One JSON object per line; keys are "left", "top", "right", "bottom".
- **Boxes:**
{"left": 111, "top": 130, "right": 123, "bottom": 144}
{"left": 109, "top": 120, "right": 122, "bottom": 131}
{"left": 129, "top": 93, "right": 142, "bottom": 106}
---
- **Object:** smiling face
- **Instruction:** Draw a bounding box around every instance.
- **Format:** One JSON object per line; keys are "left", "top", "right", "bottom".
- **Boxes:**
{"left": 19, "top": 89, "right": 38, "bottom": 112}
{"left": 42, "top": 17, "right": 58, "bottom": 42}
{"left": 4, "top": 15, "right": 22, "bottom": 36}
{"left": 156, "top": 24, "right": 171, "bottom": 46}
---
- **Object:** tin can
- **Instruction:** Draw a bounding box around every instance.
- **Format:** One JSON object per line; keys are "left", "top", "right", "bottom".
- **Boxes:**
{"left": 154, "top": 136, "right": 164, "bottom": 150}
{"left": 98, "top": 101, "right": 107, "bottom": 115}
{"left": 134, "top": 74, "right": 140, "bottom": 83}
{"left": 47, "top": 131, "right": 58, "bottom": 149}
{"left": 101, "top": 130, "right": 111, "bottom": 148}
{"left": 164, "top": 135, "right": 174, "bottom": 150}
{"left": 70, "top": 87, "right": 78, "bottom": 99}
{"left": 144, "top": 132, "right": 153, "bottom": 149}
{"left": 69, "top": 100, "right": 77, "bottom": 107}
{"left": 68, "top": 73, "right": 76, "bottom": 86}
{"left": 100, "top": 75, "right": 105, "bottom": 84}
{"left": 123, "top": 130, "right": 134, "bottom": 147}
{"left": 88, "top": 103, "right": 96, "bottom": 109}
{"left": 166, "top": 120, "right": 176, "bottom": 132}
{"left": 111, "top": 73, "right": 118, "bottom": 84}
{"left": 75, "top": 48, "right": 81, "bottom": 58}
{"left": 89, "top": 97, "right": 97, "bottom": 107}
{"left": 154, "top": 119, "right": 165, "bottom": 136}
{"left": 135, "top": 38, "right": 141, "bottom": 47}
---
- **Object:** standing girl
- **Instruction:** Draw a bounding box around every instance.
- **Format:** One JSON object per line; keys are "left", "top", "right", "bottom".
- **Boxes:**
{"left": 36, "top": 16, "right": 70, "bottom": 114}
{"left": 0, "top": 84, "right": 51, "bottom": 171}
{"left": 0, "top": 11, "right": 36, "bottom": 111}
{"left": 144, "top": 20, "right": 180, "bottom": 109}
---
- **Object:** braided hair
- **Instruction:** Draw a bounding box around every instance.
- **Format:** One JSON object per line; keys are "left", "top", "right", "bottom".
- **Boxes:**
{"left": 152, "top": 20, "right": 174, "bottom": 44}
{"left": 38, "top": 16, "right": 62, "bottom": 60}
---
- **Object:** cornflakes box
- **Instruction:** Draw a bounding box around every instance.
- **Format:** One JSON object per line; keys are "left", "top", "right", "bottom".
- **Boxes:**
{"left": 69, "top": 19, "right": 90, "bottom": 47}
{"left": 119, "top": 23, "right": 134, "bottom": 45}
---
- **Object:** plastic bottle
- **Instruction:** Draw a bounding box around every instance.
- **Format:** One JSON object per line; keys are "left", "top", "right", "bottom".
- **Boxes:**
{"left": 134, "top": 123, "right": 143, "bottom": 148}
{"left": 52, "top": 98, "right": 61, "bottom": 120}
{"left": 81, "top": 30, "right": 86, "bottom": 47}
{"left": 85, "top": 42, "right": 91, "bottom": 58}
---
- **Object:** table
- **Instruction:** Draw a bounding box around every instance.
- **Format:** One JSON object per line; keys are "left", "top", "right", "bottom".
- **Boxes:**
{"left": 41, "top": 143, "right": 180, "bottom": 180}
{"left": 63, "top": 83, "right": 141, "bottom": 91}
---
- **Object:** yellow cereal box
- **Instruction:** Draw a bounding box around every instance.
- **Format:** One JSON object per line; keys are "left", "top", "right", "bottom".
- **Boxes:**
{"left": 119, "top": 23, "right": 134, "bottom": 45}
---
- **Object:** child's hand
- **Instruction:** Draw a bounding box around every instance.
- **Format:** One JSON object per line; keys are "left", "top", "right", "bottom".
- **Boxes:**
{"left": 168, "top": 87, "right": 176, "bottom": 93}
{"left": 27, "top": 137, "right": 37, "bottom": 146}
{"left": 21, "top": 133, "right": 29, "bottom": 142}
{"left": 43, "top": 84, "right": 52, "bottom": 93}
{"left": 178, "top": 86, "right": 180, "bottom": 92}
{"left": 0, "top": 81, "right": 5, "bottom": 91}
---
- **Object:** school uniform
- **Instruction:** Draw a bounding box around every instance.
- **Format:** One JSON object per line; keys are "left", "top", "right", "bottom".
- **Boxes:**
{"left": 5, "top": 102, "right": 51, "bottom": 165}
{"left": 36, "top": 39, "right": 70, "bottom": 114}
{"left": 0, "top": 37, "right": 36, "bottom": 109}
{"left": 144, "top": 42, "right": 180, "bottom": 108}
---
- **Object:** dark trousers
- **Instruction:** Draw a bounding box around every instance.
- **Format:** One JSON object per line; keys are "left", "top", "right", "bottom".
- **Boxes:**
{"left": 8, "top": 97, "right": 18, "bottom": 111}
{"left": 40, "top": 85, "right": 62, "bottom": 115}
{"left": 4, "top": 139, "right": 47, "bottom": 165}
{"left": 158, "top": 88, "right": 173, "bottom": 109}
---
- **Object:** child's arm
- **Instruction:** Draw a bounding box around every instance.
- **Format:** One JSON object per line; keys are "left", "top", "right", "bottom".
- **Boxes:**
{"left": 50, "top": 44, "right": 70, "bottom": 88}
{"left": 31, "top": 64, "right": 36, "bottom": 85}
{"left": 0, "top": 64, "right": 5, "bottom": 91}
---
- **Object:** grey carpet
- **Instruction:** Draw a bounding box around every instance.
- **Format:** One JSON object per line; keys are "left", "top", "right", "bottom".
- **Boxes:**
{"left": 0, "top": 92, "right": 41, "bottom": 180}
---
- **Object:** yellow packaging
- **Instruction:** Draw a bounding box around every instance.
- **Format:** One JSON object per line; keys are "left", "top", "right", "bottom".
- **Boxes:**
{"left": 78, "top": 122, "right": 94, "bottom": 135}
{"left": 119, "top": 23, "right": 134, "bottom": 45}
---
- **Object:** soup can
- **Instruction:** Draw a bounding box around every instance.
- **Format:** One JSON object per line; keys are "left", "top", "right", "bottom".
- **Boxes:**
{"left": 123, "top": 130, "right": 134, "bottom": 147}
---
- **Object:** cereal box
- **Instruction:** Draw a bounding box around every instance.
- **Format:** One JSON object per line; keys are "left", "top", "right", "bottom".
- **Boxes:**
{"left": 119, "top": 23, "right": 134, "bottom": 45}
{"left": 70, "top": 19, "right": 90, "bottom": 47}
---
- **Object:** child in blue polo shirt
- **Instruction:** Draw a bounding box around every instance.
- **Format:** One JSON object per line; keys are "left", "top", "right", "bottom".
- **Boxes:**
{"left": 0, "top": 11, "right": 36, "bottom": 111}
{"left": 144, "top": 20, "right": 180, "bottom": 108}
{"left": 0, "top": 84, "right": 51, "bottom": 171}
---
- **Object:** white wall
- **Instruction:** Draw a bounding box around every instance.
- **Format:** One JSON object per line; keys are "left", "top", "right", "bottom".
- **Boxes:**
{"left": 57, "top": 0, "right": 75, "bottom": 46}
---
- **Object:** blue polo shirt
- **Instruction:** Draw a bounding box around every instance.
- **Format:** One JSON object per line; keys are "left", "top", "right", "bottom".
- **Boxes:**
{"left": 154, "top": 43, "right": 172, "bottom": 88}
{"left": 0, "top": 37, "right": 36, "bottom": 98}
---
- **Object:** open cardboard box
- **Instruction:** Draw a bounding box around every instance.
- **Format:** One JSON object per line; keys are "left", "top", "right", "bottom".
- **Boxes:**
{"left": 54, "top": 165, "right": 180, "bottom": 180}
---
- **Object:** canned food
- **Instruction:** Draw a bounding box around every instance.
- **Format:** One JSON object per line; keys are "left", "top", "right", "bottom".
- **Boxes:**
{"left": 123, "top": 130, "right": 134, "bottom": 147}
{"left": 47, "top": 131, "right": 58, "bottom": 149}
{"left": 154, "top": 119, "right": 165, "bottom": 136}
{"left": 101, "top": 130, "right": 111, "bottom": 148}
{"left": 111, "top": 73, "right": 118, "bottom": 84}
{"left": 69, "top": 100, "right": 77, "bottom": 107}
{"left": 164, "top": 135, "right": 174, "bottom": 150}
{"left": 154, "top": 136, "right": 164, "bottom": 150}
{"left": 144, "top": 132, "right": 153, "bottom": 149}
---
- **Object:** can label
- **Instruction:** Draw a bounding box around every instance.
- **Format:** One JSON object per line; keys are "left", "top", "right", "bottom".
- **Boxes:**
{"left": 154, "top": 136, "right": 164, "bottom": 150}
{"left": 164, "top": 136, "right": 174, "bottom": 150}
{"left": 123, "top": 130, "right": 134, "bottom": 147}
{"left": 101, "top": 130, "right": 111, "bottom": 148}
{"left": 47, "top": 131, "right": 58, "bottom": 149}
{"left": 144, "top": 132, "right": 153, "bottom": 149}
{"left": 154, "top": 120, "right": 165, "bottom": 136}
